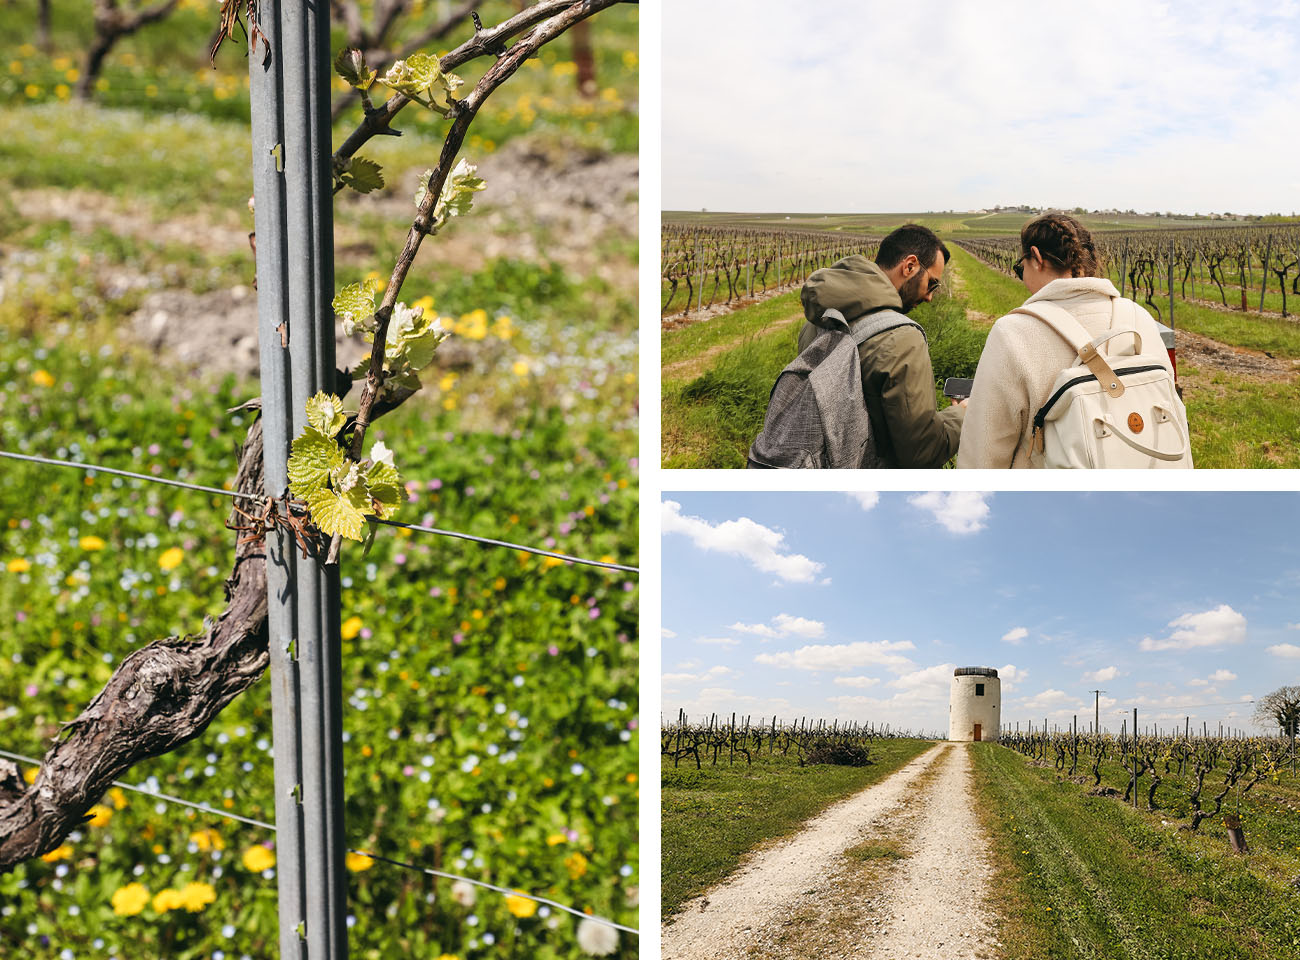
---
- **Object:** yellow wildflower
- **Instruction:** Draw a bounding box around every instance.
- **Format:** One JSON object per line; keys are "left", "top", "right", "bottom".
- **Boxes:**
{"left": 242, "top": 844, "right": 276, "bottom": 872}
{"left": 504, "top": 893, "right": 537, "bottom": 918}
{"left": 564, "top": 851, "right": 589, "bottom": 879}
{"left": 341, "top": 616, "right": 363, "bottom": 641}
{"left": 41, "top": 844, "right": 73, "bottom": 863}
{"left": 153, "top": 888, "right": 183, "bottom": 913}
{"left": 111, "top": 882, "right": 150, "bottom": 916}
{"left": 23, "top": 767, "right": 38, "bottom": 784}
{"left": 109, "top": 787, "right": 128, "bottom": 810}
{"left": 190, "top": 828, "right": 224, "bottom": 852}
{"left": 546, "top": 833, "right": 567, "bottom": 847}
{"left": 345, "top": 851, "right": 374, "bottom": 872}
{"left": 79, "top": 535, "right": 106, "bottom": 551}
{"left": 7, "top": 558, "right": 31, "bottom": 573}
{"left": 158, "top": 547, "right": 184, "bottom": 571}
{"left": 176, "top": 882, "right": 216, "bottom": 912}
{"left": 512, "top": 360, "right": 530, "bottom": 377}
{"left": 85, "top": 804, "right": 113, "bottom": 827}
{"left": 31, "top": 369, "right": 54, "bottom": 387}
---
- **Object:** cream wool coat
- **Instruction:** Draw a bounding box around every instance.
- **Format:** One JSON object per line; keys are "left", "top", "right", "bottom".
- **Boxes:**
{"left": 956, "top": 277, "right": 1175, "bottom": 469}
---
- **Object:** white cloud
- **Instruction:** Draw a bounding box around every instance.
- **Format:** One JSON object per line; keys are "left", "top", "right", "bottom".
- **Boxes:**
{"left": 1188, "top": 678, "right": 1209, "bottom": 687}
{"left": 729, "top": 614, "right": 825, "bottom": 640}
{"left": 890, "top": 663, "right": 956, "bottom": 697}
{"left": 1288, "top": 622, "right": 1300, "bottom": 630}
{"left": 1139, "top": 604, "right": 1247, "bottom": 651}
{"left": 998, "top": 664, "right": 1026, "bottom": 691}
{"left": 663, "top": 666, "right": 734, "bottom": 685}
{"left": 833, "top": 676, "right": 880, "bottom": 689}
{"left": 661, "top": 627, "right": 678, "bottom": 639}
{"left": 1018, "top": 689, "right": 1074, "bottom": 712}
{"left": 697, "top": 636, "right": 741, "bottom": 647}
{"left": 755, "top": 640, "right": 916, "bottom": 673}
{"left": 908, "top": 492, "right": 991, "bottom": 535}
{"left": 1266, "top": 643, "right": 1300, "bottom": 659}
{"left": 1001, "top": 627, "right": 1028, "bottom": 645}
{"left": 846, "top": 492, "right": 880, "bottom": 511}
{"left": 1083, "top": 666, "right": 1119, "bottom": 683}
{"left": 662, "top": 500, "right": 825, "bottom": 583}
{"left": 1209, "top": 669, "right": 1238, "bottom": 684}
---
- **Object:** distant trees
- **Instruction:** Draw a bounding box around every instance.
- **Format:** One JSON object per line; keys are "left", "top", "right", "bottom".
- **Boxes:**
{"left": 1254, "top": 686, "right": 1300, "bottom": 736}
{"left": 78, "top": 0, "right": 182, "bottom": 99}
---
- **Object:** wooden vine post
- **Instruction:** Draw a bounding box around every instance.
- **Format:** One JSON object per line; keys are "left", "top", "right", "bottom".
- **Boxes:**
{"left": 248, "top": 2, "right": 348, "bottom": 957}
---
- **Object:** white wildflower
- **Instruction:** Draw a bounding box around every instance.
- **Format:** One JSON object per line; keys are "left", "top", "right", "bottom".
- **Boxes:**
{"left": 576, "top": 917, "right": 619, "bottom": 956}
{"left": 369, "top": 441, "right": 395, "bottom": 469}
{"left": 450, "top": 879, "right": 476, "bottom": 906}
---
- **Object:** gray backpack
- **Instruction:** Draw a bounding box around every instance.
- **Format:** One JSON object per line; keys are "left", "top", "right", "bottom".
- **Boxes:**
{"left": 747, "top": 308, "right": 923, "bottom": 469}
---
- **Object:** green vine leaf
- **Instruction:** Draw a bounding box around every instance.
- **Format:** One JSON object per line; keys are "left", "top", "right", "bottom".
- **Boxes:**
{"left": 386, "top": 302, "right": 448, "bottom": 372}
{"left": 305, "top": 485, "right": 370, "bottom": 542}
{"left": 333, "top": 47, "right": 375, "bottom": 90}
{"left": 287, "top": 426, "right": 345, "bottom": 497}
{"left": 333, "top": 279, "right": 379, "bottom": 336}
{"left": 378, "top": 52, "right": 459, "bottom": 109}
{"left": 435, "top": 158, "right": 487, "bottom": 223}
{"left": 304, "top": 392, "right": 347, "bottom": 438}
{"left": 340, "top": 156, "right": 385, "bottom": 194}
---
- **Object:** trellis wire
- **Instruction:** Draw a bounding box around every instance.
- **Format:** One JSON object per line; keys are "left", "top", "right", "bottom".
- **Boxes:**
{"left": 0, "top": 748, "right": 636, "bottom": 935}
{"left": 0, "top": 449, "right": 638, "bottom": 573}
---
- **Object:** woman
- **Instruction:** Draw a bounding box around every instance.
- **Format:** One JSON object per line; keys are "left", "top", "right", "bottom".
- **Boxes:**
{"left": 956, "top": 213, "right": 1180, "bottom": 468}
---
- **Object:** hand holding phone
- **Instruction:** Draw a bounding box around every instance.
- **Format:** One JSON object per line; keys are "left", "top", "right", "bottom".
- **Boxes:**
{"left": 943, "top": 377, "right": 973, "bottom": 401}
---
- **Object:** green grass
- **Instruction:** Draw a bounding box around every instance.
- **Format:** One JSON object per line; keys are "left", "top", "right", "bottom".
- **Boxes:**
{"left": 971, "top": 744, "right": 1300, "bottom": 960}
{"left": 1181, "top": 363, "right": 1300, "bottom": 467}
{"left": 660, "top": 738, "right": 933, "bottom": 919}
{"left": 661, "top": 290, "right": 802, "bottom": 372}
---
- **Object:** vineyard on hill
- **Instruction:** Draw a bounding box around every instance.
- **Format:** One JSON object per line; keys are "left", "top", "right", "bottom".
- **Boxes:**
{"left": 660, "top": 712, "right": 924, "bottom": 769}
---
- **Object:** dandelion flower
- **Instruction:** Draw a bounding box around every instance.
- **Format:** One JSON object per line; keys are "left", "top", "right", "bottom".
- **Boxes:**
{"left": 564, "top": 851, "right": 589, "bottom": 880}
{"left": 79, "top": 535, "right": 106, "bottom": 551}
{"left": 450, "top": 879, "right": 476, "bottom": 906}
{"left": 158, "top": 547, "right": 184, "bottom": 571}
{"left": 31, "top": 369, "right": 55, "bottom": 387}
{"left": 85, "top": 804, "right": 113, "bottom": 827}
{"left": 504, "top": 893, "right": 537, "bottom": 918}
{"left": 576, "top": 917, "right": 619, "bottom": 956}
{"left": 242, "top": 844, "right": 276, "bottom": 872}
{"left": 190, "top": 828, "right": 224, "bottom": 852}
{"left": 41, "top": 844, "right": 73, "bottom": 863}
{"left": 345, "top": 851, "right": 374, "bottom": 873}
{"left": 341, "top": 616, "right": 363, "bottom": 641}
{"left": 177, "top": 882, "right": 216, "bottom": 912}
{"left": 111, "top": 882, "right": 150, "bottom": 916}
{"left": 6, "top": 558, "right": 31, "bottom": 573}
{"left": 153, "top": 888, "right": 184, "bottom": 914}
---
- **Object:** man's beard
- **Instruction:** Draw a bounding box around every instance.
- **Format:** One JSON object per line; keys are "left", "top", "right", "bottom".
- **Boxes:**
{"left": 897, "top": 270, "right": 926, "bottom": 313}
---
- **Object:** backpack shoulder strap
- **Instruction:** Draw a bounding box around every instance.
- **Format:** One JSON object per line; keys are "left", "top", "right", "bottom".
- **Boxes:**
{"left": 848, "top": 308, "right": 926, "bottom": 347}
{"left": 1010, "top": 301, "right": 1125, "bottom": 399}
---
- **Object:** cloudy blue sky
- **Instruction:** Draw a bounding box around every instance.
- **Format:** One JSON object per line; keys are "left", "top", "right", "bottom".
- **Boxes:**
{"left": 661, "top": 493, "right": 1300, "bottom": 737}
{"left": 662, "top": 1, "right": 1300, "bottom": 214}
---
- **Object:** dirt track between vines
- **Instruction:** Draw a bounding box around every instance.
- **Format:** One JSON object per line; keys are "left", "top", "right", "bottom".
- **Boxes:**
{"left": 662, "top": 743, "right": 1000, "bottom": 960}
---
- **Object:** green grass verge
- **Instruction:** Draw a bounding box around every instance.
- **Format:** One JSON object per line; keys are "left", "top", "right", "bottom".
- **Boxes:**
{"left": 1181, "top": 363, "right": 1300, "bottom": 467}
{"left": 661, "top": 738, "right": 934, "bottom": 919}
{"left": 970, "top": 744, "right": 1300, "bottom": 960}
{"left": 661, "top": 290, "right": 802, "bottom": 373}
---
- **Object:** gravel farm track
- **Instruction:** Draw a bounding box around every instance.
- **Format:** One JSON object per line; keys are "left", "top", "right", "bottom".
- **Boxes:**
{"left": 662, "top": 742, "right": 1001, "bottom": 960}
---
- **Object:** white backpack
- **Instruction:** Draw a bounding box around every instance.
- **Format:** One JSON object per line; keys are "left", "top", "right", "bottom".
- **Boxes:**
{"left": 1014, "top": 299, "right": 1192, "bottom": 469}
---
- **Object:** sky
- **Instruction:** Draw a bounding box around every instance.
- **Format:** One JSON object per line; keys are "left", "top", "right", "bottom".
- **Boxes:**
{"left": 661, "top": 492, "right": 1300, "bottom": 738}
{"left": 661, "top": 0, "right": 1300, "bottom": 214}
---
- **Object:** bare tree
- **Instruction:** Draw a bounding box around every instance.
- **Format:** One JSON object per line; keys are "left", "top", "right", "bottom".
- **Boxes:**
{"left": 77, "top": 0, "right": 182, "bottom": 100}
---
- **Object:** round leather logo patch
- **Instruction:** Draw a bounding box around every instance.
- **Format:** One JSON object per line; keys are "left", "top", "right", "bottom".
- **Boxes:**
{"left": 1127, "top": 412, "right": 1145, "bottom": 433}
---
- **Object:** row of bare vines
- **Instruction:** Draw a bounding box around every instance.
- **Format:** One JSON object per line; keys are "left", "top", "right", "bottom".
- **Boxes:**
{"left": 661, "top": 225, "right": 879, "bottom": 317}
{"left": 958, "top": 224, "right": 1300, "bottom": 320}
{"left": 660, "top": 712, "right": 920, "bottom": 769}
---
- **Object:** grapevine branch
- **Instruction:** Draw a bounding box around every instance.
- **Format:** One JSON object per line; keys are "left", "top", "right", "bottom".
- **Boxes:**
{"left": 325, "top": 0, "right": 621, "bottom": 563}
{"left": 0, "top": 0, "right": 626, "bottom": 872}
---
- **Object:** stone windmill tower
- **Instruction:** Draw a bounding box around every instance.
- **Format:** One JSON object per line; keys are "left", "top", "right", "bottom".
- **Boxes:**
{"left": 949, "top": 667, "right": 1000, "bottom": 742}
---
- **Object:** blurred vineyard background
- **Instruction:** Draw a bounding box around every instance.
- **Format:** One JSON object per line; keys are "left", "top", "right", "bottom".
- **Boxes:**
{"left": 660, "top": 211, "right": 1300, "bottom": 468}
{"left": 0, "top": 1, "right": 638, "bottom": 958}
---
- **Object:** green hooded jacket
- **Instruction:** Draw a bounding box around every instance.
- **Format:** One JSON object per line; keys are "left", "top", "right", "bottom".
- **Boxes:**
{"left": 796, "top": 256, "right": 963, "bottom": 468}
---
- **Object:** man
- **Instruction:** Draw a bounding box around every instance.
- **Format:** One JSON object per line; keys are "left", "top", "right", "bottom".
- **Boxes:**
{"left": 796, "top": 224, "right": 963, "bottom": 468}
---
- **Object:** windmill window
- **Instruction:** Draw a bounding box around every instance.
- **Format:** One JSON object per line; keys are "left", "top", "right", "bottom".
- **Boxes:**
{"left": 975, "top": 683, "right": 985, "bottom": 696}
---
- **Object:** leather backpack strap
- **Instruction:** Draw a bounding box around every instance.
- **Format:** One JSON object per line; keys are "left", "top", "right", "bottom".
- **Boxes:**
{"left": 1011, "top": 301, "right": 1125, "bottom": 399}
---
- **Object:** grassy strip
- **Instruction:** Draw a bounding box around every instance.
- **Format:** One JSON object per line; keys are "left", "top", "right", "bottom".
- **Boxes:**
{"left": 661, "top": 738, "right": 934, "bottom": 919}
{"left": 1180, "top": 363, "right": 1300, "bottom": 467}
{"left": 970, "top": 744, "right": 1300, "bottom": 960}
{"left": 661, "top": 289, "right": 802, "bottom": 372}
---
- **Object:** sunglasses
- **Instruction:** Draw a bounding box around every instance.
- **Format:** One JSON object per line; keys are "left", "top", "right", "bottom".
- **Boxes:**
{"left": 1013, "top": 250, "right": 1063, "bottom": 280}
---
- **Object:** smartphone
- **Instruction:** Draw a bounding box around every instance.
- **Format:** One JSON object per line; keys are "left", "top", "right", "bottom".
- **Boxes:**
{"left": 943, "top": 377, "right": 974, "bottom": 400}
